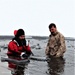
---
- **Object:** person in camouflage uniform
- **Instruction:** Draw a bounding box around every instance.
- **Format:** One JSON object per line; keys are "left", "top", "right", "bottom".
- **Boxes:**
{"left": 45, "top": 23, "right": 66, "bottom": 58}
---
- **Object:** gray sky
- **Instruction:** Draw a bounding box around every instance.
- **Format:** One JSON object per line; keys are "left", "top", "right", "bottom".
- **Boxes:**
{"left": 0, "top": 0, "right": 75, "bottom": 38}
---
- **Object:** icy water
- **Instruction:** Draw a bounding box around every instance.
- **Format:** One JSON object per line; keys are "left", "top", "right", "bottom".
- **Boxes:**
{"left": 0, "top": 36, "right": 75, "bottom": 75}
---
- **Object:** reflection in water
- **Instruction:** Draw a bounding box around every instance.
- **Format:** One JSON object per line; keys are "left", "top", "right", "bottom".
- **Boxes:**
{"left": 47, "top": 57, "right": 65, "bottom": 75}
{"left": 7, "top": 56, "right": 29, "bottom": 75}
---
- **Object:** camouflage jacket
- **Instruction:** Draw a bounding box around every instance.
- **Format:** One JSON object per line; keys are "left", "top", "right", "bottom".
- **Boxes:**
{"left": 45, "top": 31, "right": 66, "bottom": 57}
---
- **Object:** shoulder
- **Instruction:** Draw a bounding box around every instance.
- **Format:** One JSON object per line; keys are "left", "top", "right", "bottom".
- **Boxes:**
{"left": 48, "top": 35, "right": 51, "bottom": 40}
{"left": 58, "top": 32, "right": 64, "bottom": 37}
{"left": 57, "top": 32, "right": 65, "bottom": 40}
{"left": 8, "top": 40, "right": 17, "bottom": 45}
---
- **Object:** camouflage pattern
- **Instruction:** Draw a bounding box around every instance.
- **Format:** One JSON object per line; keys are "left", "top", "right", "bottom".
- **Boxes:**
{"left": 45, "top": 31, "right": 66, "bottom": 58}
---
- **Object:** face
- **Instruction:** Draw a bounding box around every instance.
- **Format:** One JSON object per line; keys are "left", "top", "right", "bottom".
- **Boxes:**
{"left": 49, "top": 26, "right": 57, "bottom": 33}
{"left": 19, "top": 35, "right": 25, "bottom": 40}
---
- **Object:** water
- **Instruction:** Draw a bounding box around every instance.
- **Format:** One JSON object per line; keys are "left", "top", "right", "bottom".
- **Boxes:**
{"left": 0, "top": 37, "right": 75, "bottom": 75}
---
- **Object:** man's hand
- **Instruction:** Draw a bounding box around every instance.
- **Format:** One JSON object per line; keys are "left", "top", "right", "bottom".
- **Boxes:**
{"left": 55, "top": 52, "right": 61, "bottom": 57}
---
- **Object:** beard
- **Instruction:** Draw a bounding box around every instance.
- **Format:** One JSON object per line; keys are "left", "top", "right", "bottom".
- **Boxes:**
{"left": 51, "top": 32, "right": 55, "bottom": 35}
{"left": 51, "top": 31, "right": 58, "bottom": 36}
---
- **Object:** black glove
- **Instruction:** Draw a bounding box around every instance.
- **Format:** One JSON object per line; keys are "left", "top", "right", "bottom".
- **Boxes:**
{"left": 26, "top": 51, "right": 32, "bottom": 57}
{"left": 22, "top": 54, "right": 29, "bottom": 58}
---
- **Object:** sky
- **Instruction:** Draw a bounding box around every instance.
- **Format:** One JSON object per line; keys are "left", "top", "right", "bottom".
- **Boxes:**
{"left": 0, "top": 0, "right": 75, "bottom": 38}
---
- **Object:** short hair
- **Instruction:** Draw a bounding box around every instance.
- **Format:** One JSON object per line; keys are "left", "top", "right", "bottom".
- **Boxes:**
{"left": 48, "top": 23, "right": 56, "bottom": 29}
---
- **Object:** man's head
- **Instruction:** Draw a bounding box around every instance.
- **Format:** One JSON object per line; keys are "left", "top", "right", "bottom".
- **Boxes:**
{"left": 16, "top": 29, "right": 25, "bottom": 39}
{"left": 48, "top": 23, "right": 57, "bottom": 34}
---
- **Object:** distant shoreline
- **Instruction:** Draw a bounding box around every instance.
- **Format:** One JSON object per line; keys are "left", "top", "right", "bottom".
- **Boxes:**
{"left": 0, "top": 35, "right": 75, "bottom": 41}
